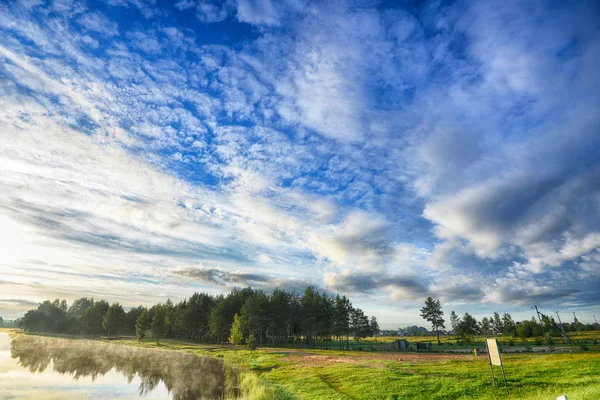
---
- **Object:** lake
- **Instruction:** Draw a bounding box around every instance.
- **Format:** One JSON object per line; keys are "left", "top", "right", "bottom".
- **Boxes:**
{"left": 0, "top": 332, "right": 241, "bottom": 399}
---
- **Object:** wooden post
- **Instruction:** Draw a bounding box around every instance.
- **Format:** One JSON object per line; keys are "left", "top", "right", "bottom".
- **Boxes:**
{"left": 500, "top": 362, "right": 509, "bottom": 395}
{"left": 486, "top": 339, "right": 497, "bottom": 389}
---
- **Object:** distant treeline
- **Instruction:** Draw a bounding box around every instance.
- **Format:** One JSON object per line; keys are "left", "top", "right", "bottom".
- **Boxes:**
{"left": 19, "top": 287, "right": 379, "bottom": 348}
{"left": 449, "top": 310, "right": 599, "bottom": 342}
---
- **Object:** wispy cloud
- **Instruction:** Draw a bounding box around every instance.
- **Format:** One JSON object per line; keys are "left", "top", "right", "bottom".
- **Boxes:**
{"left": 0, "top": 0, "right": 598, "bottom": 325}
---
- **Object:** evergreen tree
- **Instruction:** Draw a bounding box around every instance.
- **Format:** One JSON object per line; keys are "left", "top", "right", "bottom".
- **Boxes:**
{"left": 68, "top": 297, "right": 94, "bottom": 319}
{"left": 102, "top": 303, "right": 125, "bottom": 337}
{"left": 450, "top": 311, "right": 459, "bottom": 332}
{"left": 240, "top": 291, "right": 268, "bottom": 345}
{"left": 502, "top": 313, "right": 516, "bottom": 337}
{"left": 82, "top": 300, "right": 109, "bottom": 335}
{"left": 492, "top": 312, "right": 504, "bottom": 334}
{"left": 152, "top": 304, "right": 170, "bottom": 345}
{"left": 247, "top": 333, "right": 257, "bottom": 351}
{"left": 480, "top": 317, "right": 491, "bottom": 336}
{"left": 135, "top": 310, "right": 149, "bottom": 342}
{"left": 456, "top": 313, "right": 480, "bottom": 342}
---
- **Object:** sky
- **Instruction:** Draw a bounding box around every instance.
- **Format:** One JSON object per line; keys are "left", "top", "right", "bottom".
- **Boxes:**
{"left": 0, "top": 0, "right": 599, "bottom": 328}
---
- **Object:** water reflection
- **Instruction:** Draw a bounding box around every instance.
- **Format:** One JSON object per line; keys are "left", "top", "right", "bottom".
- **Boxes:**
{"left": 9, "top": 334, "right": 240, "bottom": 399}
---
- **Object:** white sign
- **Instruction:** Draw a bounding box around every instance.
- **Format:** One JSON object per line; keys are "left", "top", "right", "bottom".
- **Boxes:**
{"left": 486, "top": 338, "right": 502, "bottom": 366}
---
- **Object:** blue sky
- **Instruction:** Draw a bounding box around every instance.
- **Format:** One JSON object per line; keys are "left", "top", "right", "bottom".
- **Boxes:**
{"left": 0, "top": 0, "right": 599, "bottom": 327}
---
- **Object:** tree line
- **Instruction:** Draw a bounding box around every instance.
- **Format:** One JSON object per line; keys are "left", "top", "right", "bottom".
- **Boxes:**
{"left": 19, "top": 286, "right": 379, "bottom": 348}
{"left": 419, "top": 296, "right": 599, "bottom": 343}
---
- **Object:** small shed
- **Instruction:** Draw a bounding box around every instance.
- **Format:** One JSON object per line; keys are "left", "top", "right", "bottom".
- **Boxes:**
{"left": 397, "top": 339, "right": 407, "bottom": 350}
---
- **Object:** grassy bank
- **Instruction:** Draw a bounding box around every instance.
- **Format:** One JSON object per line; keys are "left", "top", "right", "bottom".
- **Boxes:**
{"left": 7, "top": 329, "right": 600, "bottom": 399}
{"left": 105, "top": 337, "right": 599, "bottom": 400}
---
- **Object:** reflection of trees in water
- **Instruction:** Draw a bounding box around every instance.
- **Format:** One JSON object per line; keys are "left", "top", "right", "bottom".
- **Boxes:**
{"left": 10, "top": 335, "right": 240, "bottom": 399}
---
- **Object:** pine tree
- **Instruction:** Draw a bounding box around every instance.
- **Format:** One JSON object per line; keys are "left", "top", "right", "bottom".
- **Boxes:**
{"left": 450, "top": 311, "right": 459, "bottom": 332}
{"left": 151, "top": 305, "right": 170, "bottom": 345}
{"left": 102, "top": 303, "right": 125, "bottom": 337}
{"left": 135, "top": 310, "right": 149, "bottom": 342}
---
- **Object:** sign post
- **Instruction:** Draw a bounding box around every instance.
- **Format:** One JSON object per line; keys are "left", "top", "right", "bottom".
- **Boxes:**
{"left": 485, "top": 338, "right": 509, "bottom": 395}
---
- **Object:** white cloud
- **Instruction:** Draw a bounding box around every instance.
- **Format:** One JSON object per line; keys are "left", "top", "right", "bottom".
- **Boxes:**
{"left": 1, "top": 0, "right": 599, "bottom": 325}
{"left": 78, "top": 11, "right": 119, "bottom": 37}
{"left": 236, "top": 0, "right": 279, "bottom": 26}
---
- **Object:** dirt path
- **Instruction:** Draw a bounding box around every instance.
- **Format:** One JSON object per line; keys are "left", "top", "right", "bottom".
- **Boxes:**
{"left": 284, "top": 351, "right": 469, "bottom": 367}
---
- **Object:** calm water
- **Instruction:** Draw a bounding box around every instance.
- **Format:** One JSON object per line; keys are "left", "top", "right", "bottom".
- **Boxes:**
{"left": 0, "top": 332, "right": 240, "bottom": 399}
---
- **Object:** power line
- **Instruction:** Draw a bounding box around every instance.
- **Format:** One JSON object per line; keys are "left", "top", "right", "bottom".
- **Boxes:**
{"left": 554, "top": 311, "right": 568, "bottom": 344}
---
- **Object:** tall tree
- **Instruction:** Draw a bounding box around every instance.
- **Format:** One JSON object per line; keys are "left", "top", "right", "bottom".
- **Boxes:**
{"left": 351, "top": 308, "right": 370, "bottom": 341}
{"left": 82, "top": 300, "right": 109, "bottom": 335}
{"left": 124, "top": 306, "right": 146, "bottom": 335}
{"left": 333, "top": 295, "right": 351, "bottom": 350}
{"left": 480, "top": 317, "right": 491, "bottom": 336}
{"left": 502, "top": 313, "right": 516, "bottom": 337}
{"left": 370, "top": 316, "right": 380, "bottom": 342}
{"left": 68, "top": 297, "right": 94, "bottom": 319}
{"left": 135, "top": 309, "right": 149, "bottom": 342}
{"left": 102, "top": 303, "right": 125, "bottom": 337}
{"left": 449, "top": 311, "right": 459, "bottom": 332}
{"left": 240, "top": 291, "right": 268, "bottom": 345}
{"left": 492, "top": 312, "right": 504, "bottom": 334}
{"left": 456, "top": 313, "right": 480, "bottom": 342}
{"left": 420, "top": 297, "right": 445, "bottom": 344}
{"left": 151, "top": 304, "right": 170, "bottom": 345}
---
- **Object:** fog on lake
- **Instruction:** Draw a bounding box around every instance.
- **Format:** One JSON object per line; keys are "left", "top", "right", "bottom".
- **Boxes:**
{"left": 0, "top": 332, "right": 241, "bottom": 399}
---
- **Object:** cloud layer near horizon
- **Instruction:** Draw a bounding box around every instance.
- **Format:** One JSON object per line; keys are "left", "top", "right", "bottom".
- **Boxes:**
{"left": 1, "top": 0, "right": 599, "bottom": 325}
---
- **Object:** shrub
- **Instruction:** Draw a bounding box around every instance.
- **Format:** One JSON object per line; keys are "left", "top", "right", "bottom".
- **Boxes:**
{"left": 534, "top": 337, "right": 543, "bottom": 346}
{"left": 247, "top": 334, "right": 257, "bottom": 351}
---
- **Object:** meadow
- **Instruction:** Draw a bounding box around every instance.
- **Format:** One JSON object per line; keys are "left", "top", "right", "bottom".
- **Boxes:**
{"left": 5, "top": 328, "right": 599, "bottom": 399}
{"left": 107, "top": 335, "right": 600, "bottom": 400}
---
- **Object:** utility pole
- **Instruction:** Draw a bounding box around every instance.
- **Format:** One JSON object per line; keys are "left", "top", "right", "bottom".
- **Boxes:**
{"left": 593, "top": 315, "right": 598, "bottom": 325}
{"left": 572, "top": 312, "right": 581, "bottom": 338}
{"left": 531, "top": 305, "right": 545, "bottom": 335}
{"left": 555, "top": 311, "right": 568, "bottom": 344}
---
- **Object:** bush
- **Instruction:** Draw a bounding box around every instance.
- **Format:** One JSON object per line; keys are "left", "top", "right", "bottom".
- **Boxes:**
{"left": 247, "top": 334, "right": 257, "bottom": 351}
{"left": 534, "top": 337, "right": 543, "bottom": 346}
{"left": 580, "top": 345, "right": 590, "bottom": 352}
{"left": 508, "top": 340, "right": 514, "bottom": 346}
{"left": 546, "top": 336, "right": 554, "bottom": 345}
{"left": 239, "top": 372, "right": 294, "bottom": 400}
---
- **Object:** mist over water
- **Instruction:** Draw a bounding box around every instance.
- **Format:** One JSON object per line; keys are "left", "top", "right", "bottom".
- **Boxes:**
{"left": 0, "top": 332, "right": 240, "bottom": 399}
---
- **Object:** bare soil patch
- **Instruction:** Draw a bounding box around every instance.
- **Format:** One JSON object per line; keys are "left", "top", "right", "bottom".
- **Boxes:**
{"left": 284, "top": 351, "right": 468, "bottom": 368}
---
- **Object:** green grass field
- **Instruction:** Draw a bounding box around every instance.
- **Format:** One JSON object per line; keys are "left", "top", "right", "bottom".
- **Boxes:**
{"left": 105, "top": 337, "right": 599, "bottom": 400}
{"left": 6, "top": 329, "right": 599, "bottom": 399}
